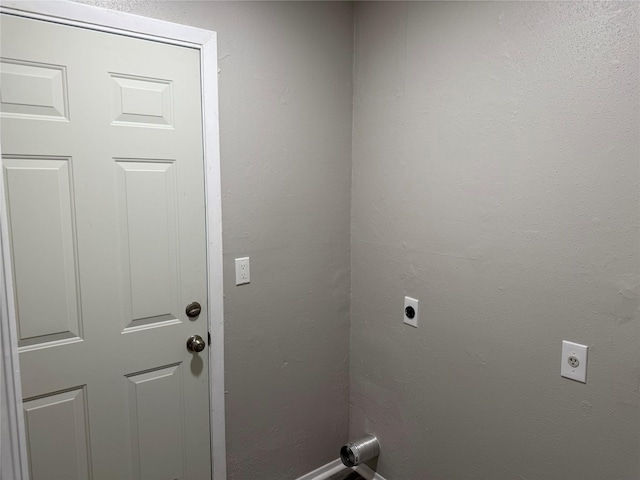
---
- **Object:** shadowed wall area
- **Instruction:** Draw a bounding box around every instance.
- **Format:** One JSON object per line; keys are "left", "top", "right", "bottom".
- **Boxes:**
{"left": 351, "top": 2, "right": 639, "bottom": 479}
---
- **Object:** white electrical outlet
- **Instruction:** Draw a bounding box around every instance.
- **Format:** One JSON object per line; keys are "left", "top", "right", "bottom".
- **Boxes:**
{"left": 561, "top": 340, "right": 588, "bottom": 383}
{"left": 403, "top": 296, "right": 419, "bottom": 328}
{"left": 235, "top": 257, "right": 250, "bottom": 285}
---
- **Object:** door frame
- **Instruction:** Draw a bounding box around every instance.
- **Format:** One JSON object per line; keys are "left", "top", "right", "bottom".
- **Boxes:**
{"left": 0, "top": 2, "right": 226, "bottom": 478}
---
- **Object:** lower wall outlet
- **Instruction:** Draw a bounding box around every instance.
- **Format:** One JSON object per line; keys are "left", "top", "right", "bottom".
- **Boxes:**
{"left": 561, "top": 340, "right": 588, "bottom": 383}
{"left": 403, "top": 296, "right": 419, "bottom": 328}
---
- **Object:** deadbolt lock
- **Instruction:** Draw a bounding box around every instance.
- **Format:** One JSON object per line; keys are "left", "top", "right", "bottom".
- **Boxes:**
{"left": 186, "top": 301, "right": 201, "bottom": 318}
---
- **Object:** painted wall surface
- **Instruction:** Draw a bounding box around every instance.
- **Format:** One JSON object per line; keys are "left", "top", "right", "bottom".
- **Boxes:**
{"left": 73, "top": 2, "right": 354, "bottom": 479}
{"left": 351, "top": 2, "right": 639, "bottom": 479}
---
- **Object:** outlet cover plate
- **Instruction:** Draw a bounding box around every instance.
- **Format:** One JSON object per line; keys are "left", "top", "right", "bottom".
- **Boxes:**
{"left": 404, "top": 296, "right": 419, "bottom": 328}
{"left": 561, "top": 340, "right": 588, "bottom": 383}
{"left": 235, "top": 257, "right": 250, "bottom": 285}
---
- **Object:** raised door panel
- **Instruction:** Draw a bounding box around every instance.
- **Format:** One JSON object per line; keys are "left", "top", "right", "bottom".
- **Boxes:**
{"left": 0, "top": 59, "right": 69, "bottom": 121}
{"left": 3, "top": 156, "right": 81, "bottom": 348}
{"left": 110, "top": 73, "right": 173, "bottom": 128}
{"left": 116, "top": 159, "right": 180, "bottom": 332}
{"left": 23, "top": 387, "right": 91, "bottom": 480}
{"left": 126, "top": 364, "right": 185, "bottom": 480}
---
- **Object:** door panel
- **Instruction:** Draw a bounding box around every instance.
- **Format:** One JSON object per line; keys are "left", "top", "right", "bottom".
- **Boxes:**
{"left": 116, "top": 159, "right": 180, "bottom": 329}
{"left": 0, "top": 59, "right": 69, "bottom": 121}
{"left": 3, "top": 156, "right": 81, "bottom": 348}
{"left": 23, "top": 387, "right": 91, "bottom": 480}
{"left": 127, "top": 364, "right": 186, "bottom": 480}
{"left": 109, "top": 73, "right": 174, "bottom": 128}
{"left": 1, "top": 13, "right": 211, "bottom": 480}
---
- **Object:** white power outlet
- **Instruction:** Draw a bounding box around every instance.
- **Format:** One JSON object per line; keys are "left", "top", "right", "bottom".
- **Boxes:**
{"left": 235, "top": 257, "right": 250, "bottom": 285}
{"left": 403, "top": 296, "right": 419, "bottom": 328}
{"left": 561, "top": 340, "right": 588, "bottom": 383}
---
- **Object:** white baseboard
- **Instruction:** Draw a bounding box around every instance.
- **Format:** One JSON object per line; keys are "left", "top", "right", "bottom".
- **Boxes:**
{"left": 295, "top": 459, "right": 345, "bottom": 480}
{"left": 354, "top": 462, "right": 388, "bottom": 480}
{"left": 294, "top": 458, "right": 388, "bottom": 480}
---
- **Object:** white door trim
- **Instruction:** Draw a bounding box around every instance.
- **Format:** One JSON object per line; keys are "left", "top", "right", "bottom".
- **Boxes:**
{"left": 0, "top": 2, "right": 226, "bottom": 479}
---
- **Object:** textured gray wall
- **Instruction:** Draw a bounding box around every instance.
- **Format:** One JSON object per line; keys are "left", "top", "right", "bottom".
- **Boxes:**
{"left": 351, "top": 2, "right": 639, "bottom": 479}
{"left": 53, "top": 1, "right": 640, "bottom": 479}
{"left": 73, "top": 2, "right": 353, "bottom": 479}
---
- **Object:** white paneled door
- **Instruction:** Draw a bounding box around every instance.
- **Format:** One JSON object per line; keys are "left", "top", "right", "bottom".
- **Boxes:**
{"left": 1, "top": 13, "right": 211, "bottom": 480}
